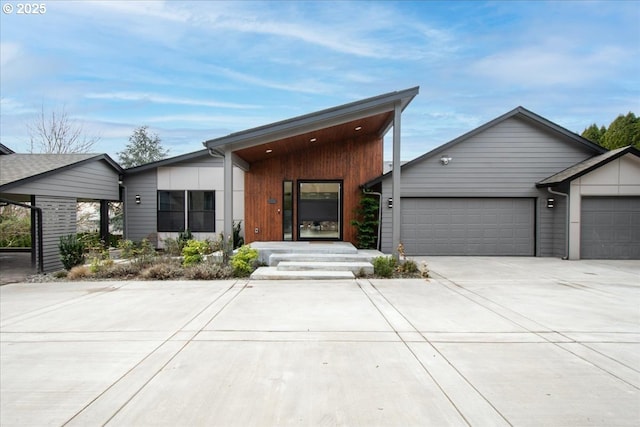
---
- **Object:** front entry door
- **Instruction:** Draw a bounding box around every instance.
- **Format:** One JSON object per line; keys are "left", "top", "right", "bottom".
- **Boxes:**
{"left": 297, "top": 181, "right": 342, "bottom": 240}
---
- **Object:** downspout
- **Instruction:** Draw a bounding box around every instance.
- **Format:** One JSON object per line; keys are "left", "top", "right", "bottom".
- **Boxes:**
{"left": 547, "top": 187, "right": 569, "bottom": 260}
{"left": 361, "top": 188, "right": 383, "bottom": 251}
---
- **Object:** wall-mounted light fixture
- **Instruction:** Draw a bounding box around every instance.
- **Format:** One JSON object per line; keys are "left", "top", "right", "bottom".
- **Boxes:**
{"left": 440, "top": 155, "right": 452, "bottom": 165}
{"left": 547, "top": 198, "right": 555, "bottom": 209}
{"left": 387, "top": 197, "right": 393, "bottom": 209}
{"left": 135, "top": 195, "right": 141, "bottom": 205}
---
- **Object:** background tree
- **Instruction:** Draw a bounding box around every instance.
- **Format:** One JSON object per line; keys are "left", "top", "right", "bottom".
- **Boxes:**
{"left": 602, "top": 112, "right": 640, "bottom": 150}
{"left": 117, "top": 126, "right": 169, "bottom": 168}
{"left": 581, "top": 112, "right": 639, "bottom": 150}
{"left": 28, "top": 105, "right": 100, "bottom": 153}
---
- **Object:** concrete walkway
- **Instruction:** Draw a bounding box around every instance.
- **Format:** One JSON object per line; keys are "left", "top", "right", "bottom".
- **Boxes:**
{"left": 1, "top": 257, "right": 638, "bottom": 426}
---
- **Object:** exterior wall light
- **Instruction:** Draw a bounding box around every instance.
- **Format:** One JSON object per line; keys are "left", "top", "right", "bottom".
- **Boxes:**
{"left": 387, "top": 197, "right": 393, "bottom": 209}
{"left": 547, "top": 198, "right": 555, "bottom": 208}
{"left": 440, "top": 155, "right": 452, "bottom": 165}
{"left": 135, "top": 195, "right": 141, "bottom": 204}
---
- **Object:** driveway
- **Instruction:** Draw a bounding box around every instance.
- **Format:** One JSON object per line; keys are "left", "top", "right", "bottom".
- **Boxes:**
{"left": 1, "top": 257, "right": 638, "bottom": 426}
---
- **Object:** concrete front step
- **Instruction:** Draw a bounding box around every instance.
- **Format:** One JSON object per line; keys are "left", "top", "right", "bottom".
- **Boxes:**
{"left": 277, "top": 261, "right": 374, "bottom": 275}
{"left": 250, "top": 241, "right": 360, "bottom": 265}
{"left": 250, "top": 267, "right": 355, "bottom": 280}
{"left": 269, "top": 252, "right": 381, "bottom": 266}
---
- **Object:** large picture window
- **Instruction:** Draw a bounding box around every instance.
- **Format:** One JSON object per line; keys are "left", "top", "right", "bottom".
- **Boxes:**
{"left": 157, "top": 190, "right": 215, "bottom": 233}
{"left": 158, "top": 191, "right": 185, "bottom": 232}
{"left": 189, "top": 191, "right": 215, "bottom": 232}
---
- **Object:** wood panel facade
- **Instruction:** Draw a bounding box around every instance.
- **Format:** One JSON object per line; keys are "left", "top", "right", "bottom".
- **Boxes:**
{"left": 244, "top": 134, "right": 383, "bottom": 244}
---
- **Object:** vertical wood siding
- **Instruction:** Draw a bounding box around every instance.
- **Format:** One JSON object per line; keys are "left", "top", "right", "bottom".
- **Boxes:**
{"left": 244, "top": 135, "right": 382, "bottom": 244}
{"left": 34, "top": 196, "right": 77, "bottom": 272}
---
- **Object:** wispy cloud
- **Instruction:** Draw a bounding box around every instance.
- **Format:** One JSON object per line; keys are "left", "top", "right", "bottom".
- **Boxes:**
{"left": 84, "top": 92, "right": 260, "bottom": 109}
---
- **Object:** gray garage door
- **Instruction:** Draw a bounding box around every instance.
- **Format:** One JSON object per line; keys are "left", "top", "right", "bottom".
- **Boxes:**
{"left": 581, "top": 197, "right": 640, "bottom": 260}
{"left": 401, "top": 198, "right": 535, "bottom": 256}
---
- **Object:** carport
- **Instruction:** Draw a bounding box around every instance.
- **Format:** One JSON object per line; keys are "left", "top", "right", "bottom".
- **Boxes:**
{"left": 0, "top": 152, "right": 123, "bottom": 272}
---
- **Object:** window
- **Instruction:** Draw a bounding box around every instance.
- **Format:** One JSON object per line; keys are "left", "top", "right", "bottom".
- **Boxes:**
{"left": 189, "top": 191, "right": 215, "bottom": 232}
{"left": 157, "top": 190, "right": 215, "bottom": 233}
{"left": 158, "top": 191, "right": 185, "bottom": 232}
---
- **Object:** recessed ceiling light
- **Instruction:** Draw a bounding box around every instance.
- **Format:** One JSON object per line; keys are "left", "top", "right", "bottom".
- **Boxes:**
{"left": 355, "top": 126, "right": 362, "bottom": 131}
{"left": 265, "top": 149, "right": 273, "bottom": 153}
{"left": 310, "top": 138, "right": 317, "bottom": 142}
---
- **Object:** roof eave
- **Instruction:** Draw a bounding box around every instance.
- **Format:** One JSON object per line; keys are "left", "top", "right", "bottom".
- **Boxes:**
{"left": 203, "top": 87, "right": 419, "bottom": 152}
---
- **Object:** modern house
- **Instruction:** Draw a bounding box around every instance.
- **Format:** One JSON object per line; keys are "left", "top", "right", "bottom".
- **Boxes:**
{"left": 2, "top": 88, "right": 639, "bottom": 272}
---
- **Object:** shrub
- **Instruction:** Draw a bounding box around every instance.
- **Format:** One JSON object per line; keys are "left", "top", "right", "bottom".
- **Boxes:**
{"left": 398, "top": 259, "right": 419, "bottom": 274}
{"left": 118, "top": 239, "right": 136, "bottom": 258}
{"left": 230, "top": 245, "right": 259, "bottom": 277}
{"left": 182, "top": 239, "right": 212, "bottom": 266}
{"left": 373, "top": 256, "right": 397, "bottom": 278}
{"left": 350, "top": 193, "right": 379, "bottom": 249}
{"left": 184, "top": 262, "right": 233, "bottom": 280}
{"left": 59, "top": 234, "right": 86, "bottom": 270}
{"left": 93, "top": 262, "right": 142, "bottom": 280}
{"left": 141, "top": 262, "right": 183, "bottom": 280}
{"left": 162, "top": 237, "right": 182, "bottom": 256}
{"left": 178, "top": 229, "right": 193, "bottom": 249}
{"left": 0, "top": 206, "right": 31, "bottom": 247}
{"left": 233, "top": 221, "right": 244, "bottom": 249}
{"left": 67, "top": 265, "right": 91, "bottom": 280}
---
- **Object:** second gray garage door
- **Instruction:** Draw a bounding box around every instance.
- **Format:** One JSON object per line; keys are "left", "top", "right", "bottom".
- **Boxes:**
{"left": 401, "top": 198, "right": 535, "bottom": 256}
{"left": 581, "top": 196, "right": 640, "bottom": 260}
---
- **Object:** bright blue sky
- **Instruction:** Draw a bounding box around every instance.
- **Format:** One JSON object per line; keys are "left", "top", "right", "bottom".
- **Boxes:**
{"left": 1, "top": 0, "right": 638, "bottom": 162}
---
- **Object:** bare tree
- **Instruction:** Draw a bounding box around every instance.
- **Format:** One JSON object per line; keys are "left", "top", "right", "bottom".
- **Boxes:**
{"left": 28, "top": 105, "right": 100, "bottom": 153}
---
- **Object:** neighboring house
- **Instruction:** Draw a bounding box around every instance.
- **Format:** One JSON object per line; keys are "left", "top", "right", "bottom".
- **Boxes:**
{"left": 123, "top": 149, "right": 244, "bottom": 248}
{"left": 0, "top": 152, "right": 122, "bottom": 271}
{"left": 365, "top": 107, "right": 640, "bottom": 260}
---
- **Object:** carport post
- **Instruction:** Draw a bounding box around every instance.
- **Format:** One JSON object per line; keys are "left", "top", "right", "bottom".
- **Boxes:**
{"left": 391, "top": 101, "right": 402, "bottom": 259}
{"left": 224, "top": 146, "right": 234, "bottom": 254}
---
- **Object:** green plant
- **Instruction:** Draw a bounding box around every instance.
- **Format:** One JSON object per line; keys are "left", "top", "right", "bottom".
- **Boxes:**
{"left": 373, "top": 256, "right": 397, "bottom": 278}
{"left": 178, "top": 229, "right": 193, "bottom": 249}
{"left": 350, "top": 193, "right": 379, "bottom": 249}
{"left": 162, "top": 237, "right": 182, "bottom": 256}
{"left": 233, "top": 221, "right": 244, "bottom": 249}
{"left": 182, "top": 239, "right": 212, "bottom": 266}
{"left": 230, "top": 245, "right": 259, "bottom": 277}
{"left": 141, "top": 261, "right": 183, "bottom": 280}
{"left": 132, "top": 239, "right": 156, "bottom": 266}
{"left": 59, "top": 234, "right": 86, "bottom": 270}
{"left": 0, "top": 206, "right": 31, "bottom": 247}
{"left": 398, "top": 259, "right": 418, "bottom": 274}
{"left": 118, "top": 239, "right": 136, "bottom": 258}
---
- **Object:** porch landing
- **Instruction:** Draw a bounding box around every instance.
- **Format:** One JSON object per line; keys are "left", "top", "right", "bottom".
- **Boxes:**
{"left": 249, "top": 242, "right": 384, "bottom": 280}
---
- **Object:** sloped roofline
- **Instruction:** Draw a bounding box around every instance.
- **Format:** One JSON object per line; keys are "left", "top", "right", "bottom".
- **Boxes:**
{"left": 0, "top": 153, "right": 123, "bottom": 191}
{"left": 0, "top": 143, "right": 15, "bottom": 155}
{"left": 365, "top": 106, "right": 607, "bottom": 187}
{"left": 536, "top": 145, "right": 640, "bottom": 187}
{"left": 124, "top": 149, "right": 211, "bottom": 174}
{"left": 203, "top": 87, "right": 420, "bottom": 153}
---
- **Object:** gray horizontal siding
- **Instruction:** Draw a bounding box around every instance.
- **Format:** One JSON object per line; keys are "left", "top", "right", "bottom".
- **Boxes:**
{"left": 124, "top": 170, "right": 158, "bottom": 244}
{"left": 34, "top": 196, "right": 76, "bottom": 272}
{"left": 7, "top": 160, "right": 120, "bottom": 200}
{"left": 379, "top": 116, "right": 595, "bottom": 255}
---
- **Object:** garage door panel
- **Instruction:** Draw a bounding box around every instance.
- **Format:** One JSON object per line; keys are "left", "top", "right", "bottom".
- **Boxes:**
{"left": 580, "top": 197, "right": 640, "bottom": 260}
{"left": 401, "top": 198, "right": 534, "bottom": 256}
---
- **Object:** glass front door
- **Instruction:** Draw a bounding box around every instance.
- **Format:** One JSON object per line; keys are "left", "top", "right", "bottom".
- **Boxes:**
{"left": 297, "top": 181, "right": 342, "bottom": 240}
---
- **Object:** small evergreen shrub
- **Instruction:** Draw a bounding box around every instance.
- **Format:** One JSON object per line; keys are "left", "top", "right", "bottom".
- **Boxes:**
{"left": 233, "top": 221, "right": 244, "bottom": 249}
{"left": 182, "top": 240, "right": 212, "bottom": 266}
{"left": 59, "top": 234, "right": 86, "bottom": 270}
{"left": 350, "top": 193, "right": 379, "bottom": 249}
{"left": 398, "top": 259, "right": 419, "bottom": 274}
{"left": 373, "top": 256, "right": 397, "bottom": 278}
{"left": 118, "top": 239, "right": 136, "bottom": 258}
{"left": 230, "top": 245, "right": 259, "bottom": 277}
{"left": 162, "top": 237, "right": 182, "bottom": 256}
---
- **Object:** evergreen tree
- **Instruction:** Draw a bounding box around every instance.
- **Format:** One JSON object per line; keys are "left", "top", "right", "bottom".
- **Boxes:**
{"left": 581, "top": 123, "right": 606, "bottom": 145}
{"left": 118, "top": 126, "right": 169, "bottom": 168}
{"left": 602, "top": 112, "right": 640, "bottom": 150}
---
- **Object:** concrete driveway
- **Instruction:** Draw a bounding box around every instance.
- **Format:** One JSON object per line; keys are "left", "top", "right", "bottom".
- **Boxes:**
{"left": 1, "top": 257, "right": 638, "bottom": 426}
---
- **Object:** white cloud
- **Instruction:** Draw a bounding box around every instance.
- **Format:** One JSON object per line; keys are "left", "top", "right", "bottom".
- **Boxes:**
{"left": 84, "top": 92, "right": 259, "bottom": 109}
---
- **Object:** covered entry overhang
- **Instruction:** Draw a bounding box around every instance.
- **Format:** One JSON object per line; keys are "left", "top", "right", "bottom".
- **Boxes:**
{"left": 203, "top": 87, "right": 419, "bottom": 252}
